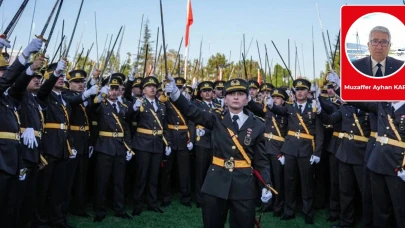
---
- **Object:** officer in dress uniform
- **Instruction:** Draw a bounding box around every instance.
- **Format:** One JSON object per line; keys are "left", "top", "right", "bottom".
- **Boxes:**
{"left": 248, "top": 80, "right": 260, "bottom": 102}
{"left": 318, "top": 95, "right": 371, "bottom": 228}
{"left": 0, "top": 38, "right": 43, "bottom": 227}
{"left": 213, "top": 80, "right": 225, "bottom": 108}
{"left": 349, "top": 101, "right": 405, "bottom": 228}
{"left": 62, "top": 70, "right": 98, "bottom": 218}
{"left": 318, "top": 83, "right": 342, "bottom": 222}
{"left": 267, "top": 78, "right": 324, "bottom": 224}
{"left": 248, "top": 88, "right": 289, "bottom": 217}
{"left": 165, "top": 77, "right": 273, "bottom": 228}
{"left": 7, "top": 55, "right": 48, "bottom": 228}
{"left": 191, "top": 81, "right": 221, "bottom": 208}
{"left": 131, "top": 76, "right": 170, "bottom": 216}
{"left": 161, "top": 77, "right": 194, "bottom": 208}
{"left": 92, "top": 75, "right": 134, "bottom": 222}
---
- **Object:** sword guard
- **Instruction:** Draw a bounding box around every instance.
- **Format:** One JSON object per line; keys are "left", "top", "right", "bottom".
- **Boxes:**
{"left": 35, "top": 35, "right": 47, "bottom": 43}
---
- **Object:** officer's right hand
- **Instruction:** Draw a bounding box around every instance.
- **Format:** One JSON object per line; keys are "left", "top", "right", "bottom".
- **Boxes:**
{"left": 128, "top": 69, "right": 135, "bottom": 81}
{"left": 100, "top": 86, "right": 110, "bottom": 95}
{"left": 23, "top": 38, "right": 43, "bottom": 57}
{"left": 0, "top": 37, "right": 11, "bottom": 48}
{"left": 261, "top": 188, "right": 272, "bottom": 203}
{"left": 69, "top": 149, "right": 77, "bottom": 159}
{"left": 196, "top": 129, "right": 205, "bottom": 137}
{"left": 164, "top": 75, "right": 178, "bottom": 94}
{"left": 398, "top": 170, "right": 405, "bottom": 182}
{"left": 54, "top": 59, "right": 67, "bottom": 77}
{"left": 133, "top": 98, "right": 143, "bottom": 111}
{"left": 278, "top": 155, "right": 285, "bottom": 165}
{"left": 83, "top": 85, "right": 99, "bottom": 98}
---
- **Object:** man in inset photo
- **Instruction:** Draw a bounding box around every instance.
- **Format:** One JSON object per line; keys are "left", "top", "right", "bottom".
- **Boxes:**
{"left": 352, "top": 26, "right": 404, "bottom": 77}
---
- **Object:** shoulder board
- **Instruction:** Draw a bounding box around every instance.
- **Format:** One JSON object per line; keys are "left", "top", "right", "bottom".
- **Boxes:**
{"left": 158, "top": 101, "right": 166, "bottom": 105}
{"left": 121, "top": 103, "right": 128, "bottom": 108}
{"left": 255, "top": 116, "right": 265, "bottom": 122}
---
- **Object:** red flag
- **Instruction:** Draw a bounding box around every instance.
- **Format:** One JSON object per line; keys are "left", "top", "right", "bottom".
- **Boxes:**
{"left": 185, "top": 0, "right": 193, "bottom": 47}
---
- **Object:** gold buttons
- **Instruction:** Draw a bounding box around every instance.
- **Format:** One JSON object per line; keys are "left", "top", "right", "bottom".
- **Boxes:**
{"left": 232, "top": 146, "right": 236, "bottom": 150}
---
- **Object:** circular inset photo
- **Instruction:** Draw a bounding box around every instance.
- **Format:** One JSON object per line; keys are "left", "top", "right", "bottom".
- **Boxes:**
{"left": 346, "top": 12, "right": 405, "bottom": 78}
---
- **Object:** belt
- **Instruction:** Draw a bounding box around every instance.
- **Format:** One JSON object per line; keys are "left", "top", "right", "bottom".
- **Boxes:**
{"left": 376, "top": 136, "right": 405, "bottom": 149}
{"left": 323, "top": 124, "right": 333, "bottom": 128}
{"left": 264, "top": 133, "right": 285, "bottom": 142}
{"left": 69, "top": 125, "right": 89, "bottom": 131}
{"left": 20, "top": 128, "right": 42, "bottom": 138}
{"left": 333, "top": 132, "right": 368, "bottom": 143}
{"left": 212, "top": 156, "right": 251, "bottom": 172}
{"left": 370, "top": 131, "right": 378, "bottom": 138}
{"left": 168, "top": 124, "right": 188, "bottom": 130}
{"left": 137, "top": 128, "right": 163, "bottom": 136}
{"left": 0, "top": 132, "right": 21, "bottom": 140}
{"left": 99, "top": 131, "right": 124, "bottom": 138}
{"left": 44, "top": 123, "right": 67, "bottom": 130}
{"left": 288, "top": 130, "right": 314, "bottom": 140}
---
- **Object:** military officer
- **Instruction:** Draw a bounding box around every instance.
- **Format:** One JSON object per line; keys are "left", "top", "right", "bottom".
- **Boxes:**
{"left": 248, "top": 80, "right": 260, "bottom": 102}
{"left": 267, "top": 78, "right": 324, "bottom": 224}
{"left": 165, "top": 77, "right": 273, "bottom": 228}
{"left": 213, "top": 80, "right": 225, "bottom": 107}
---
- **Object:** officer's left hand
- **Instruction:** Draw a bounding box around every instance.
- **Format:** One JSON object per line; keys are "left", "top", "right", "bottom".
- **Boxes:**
{"left": 89, "top": 146, "right": 94, "bottom": 158}
{"left": 261, "top": 188, "right": 272, "bottom": 203}
{"left": 187, "top": 142, "right": 193, "bottom": 151}
{"left": 83, "top": 85, "right": 99, "bottom": 99}
{"left": 312, "top": 99, "right": 322, "bottom": 114}
{"left": 310, "top": 155, "right": 320, "bottom": 165}
{"left": 21, "top": 128, "right": 38, "bottom": 149}
{"left": 327, "top": 71, "right": 340, "bottom": 88}
{"left": 165, "top": 146, "right": 172, "bottom": 156}
{"left": 398, "top": 170, "right": 405, "bottom": 182}
{"left": 267, "top": 95, "right": 274, "bottom": 109}
{"left": 126, "top": 151, "right": 133, "bottom": 161}
{"left": 278, "top": 155, "right": 285, "bottom": 165}
{"left": 19, "top": 169, "right": 27, "bottom": 181}
{"left": 69, "top": 149, "right": 77, "bottom": 159}
{"left": 23, "top": 38, "right": 43, "bottom": 57}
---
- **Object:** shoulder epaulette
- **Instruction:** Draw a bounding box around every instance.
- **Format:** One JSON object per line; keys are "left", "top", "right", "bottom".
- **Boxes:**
{"left": 255, "top": 115, "right": 265, "bottom": 122}
{"left": 121, "top": 103, "right": 128, "bottom": 108}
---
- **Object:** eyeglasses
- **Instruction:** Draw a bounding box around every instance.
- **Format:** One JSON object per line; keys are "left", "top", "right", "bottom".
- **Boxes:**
{"left": 370, "top": 39, "right": 390, "bottom": 47}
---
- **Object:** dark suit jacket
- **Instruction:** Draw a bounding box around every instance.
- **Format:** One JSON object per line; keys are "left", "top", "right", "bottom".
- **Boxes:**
{"left": 352, "top": 56, "right": 404, "bottom": 76}
{"left": 173, "top": 94, "right": 270, "bottom": 200}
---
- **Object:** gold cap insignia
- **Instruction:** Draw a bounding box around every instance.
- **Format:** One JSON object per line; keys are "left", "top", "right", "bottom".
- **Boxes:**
{"left": 231, "top": 80, "right": 240, "bottom": 86}
{"left": 112, "top": 79, "right": 118, "bottom": 84}
{"left": 177, "top": 79, "right": 182, "bottom": 84}
{"left": 75, "top": 73, "right": 82, "bottom": 78}
{"left": 149, "top": 78, "right": 155, "bottom": 82}
{"left": 274, "top": 89, "right": 278, "bottom": 93}
{"left": 219, "top": 82, "right": 223, "bottom": 86}
{"left": 263, "top": 85, "right": 267, "bottom": 89}
{"left": 204, "top": 83, "right": 209, "bottom": 87}
{"left": 297, "top": 81, "right": 303, "bottom": 86}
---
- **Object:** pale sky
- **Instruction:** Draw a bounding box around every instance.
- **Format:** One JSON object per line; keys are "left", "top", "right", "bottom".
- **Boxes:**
{"left": 346, "top": 12, "right": 405, "bottom": 49}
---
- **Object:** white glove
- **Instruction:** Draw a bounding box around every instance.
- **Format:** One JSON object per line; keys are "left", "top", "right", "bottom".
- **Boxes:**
{"left": 0, "top": 37, "right": 11, "bottom": 48}
{"left": 133, "top": 98, "right": 143, "bottom": 111}
{"left": 310, "top": 155, "right": 320, "bottom": 165}
{"left": 196, "top": 129, "right": 206, "bottom": 137}
{"left": 192, "top": 80, "right": 198, "bottom": 89}
{"left": 89, "top": 77, "right": 97, "bottom": 86}
{"left": 19, "top": 169, "right": 27, "bottom": 181}
{"left": 398, "top": 170, "right": 405, "bottom": 182}
{"left": 100, "top": 86, "right": 110, "bottom": 95}
{"left": 126, "top": 151, "right": 133, "bottom": 161}
{"left": 327, "top": 71, "right": 340, "bottom": 88}
{"left": 83, "top": 85, "right": 99, "bottom": 99}
{"left": 278, "top": 155, "right": 285, "bottom": 165}
{"left": 267, "top": 96, "right": 274, "bottom": 109}
{"left": 89, "top": 146, "right": 94, "bottom": 158}
{"left": 69, "top": 149, "right": 77, "bottom": 159}
{"left": 312, "top": 99, "right": 322, "bottom": 114}
{"left": 165, "top": 75, "right": 180, "bottom": 100}
{"left": 261, "top": 188, "right": 272, "bottom": 203}
{"left": 128, "top": 70, "right": 135, "bottom": 81}
{"left": 54, "top": 59, "right": 67, "bottom": 77}
{"left": 22, "top": 38, "right": 43, "bottom": 57}
{"left": 21, "top": 128, "right": 39, "bottom": 149}
{"left": 187, "top": 142, "right": 193, "bottom": 150}
{"left": 165, "top": 147, "right": 172, "bottom": 156}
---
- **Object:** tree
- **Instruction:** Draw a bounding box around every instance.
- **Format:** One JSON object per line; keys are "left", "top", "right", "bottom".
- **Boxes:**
{"left": 136, "top": 18, "right": 154, "bottom": 77}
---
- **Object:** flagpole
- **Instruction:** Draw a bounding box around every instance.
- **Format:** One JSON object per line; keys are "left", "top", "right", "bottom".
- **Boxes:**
{"left": 184, "top": 41, "right": 188, "bottom": 80}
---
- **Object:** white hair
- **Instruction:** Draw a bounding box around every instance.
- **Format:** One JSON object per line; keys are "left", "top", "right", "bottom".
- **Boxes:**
{"left": 369, "top": 26, "right": 391, "bottom": 42}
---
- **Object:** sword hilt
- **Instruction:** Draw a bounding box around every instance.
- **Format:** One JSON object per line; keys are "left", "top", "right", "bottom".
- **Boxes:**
{"left": 35, "top": 35, "right": 48, "bottom": 43}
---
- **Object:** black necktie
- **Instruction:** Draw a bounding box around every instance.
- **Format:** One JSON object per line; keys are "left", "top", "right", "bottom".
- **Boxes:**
{"left": 209, "top": 103, "right": 212, "bottom": 108}
{"left": 112, "top": 103, "right": 117, "bottom": 114}
{"left": 232, "top": 115, "right": 239, "bottom": 132}
{"left": 375, "top": 63, "right": 383, "bottom": 77}
{"left": 151, "top": 101, "right": 157, "bottom": 111}
{"left": 392, "top": 105, "right": 395, "bottom": 114}
{"left": 298, "top": 105, "right": 303, "bottom": 114}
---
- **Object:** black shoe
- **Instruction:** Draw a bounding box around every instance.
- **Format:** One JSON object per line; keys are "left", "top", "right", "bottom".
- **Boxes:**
{"left": 305, "top": 215, "right": 314, "bottom": 224}
{"left": 331, "top": 223, "right": 353, "bottom": 228}
{"left": 196, "top": 203, "right": 202, "bottom": 208}
{"left": 280, "top": 214, "right": 295, "bottom": 220}
{"left": 161, "top": 201, "right": 171, "bottom": 207}
{"left": 93, "top": 215, "right": 106, "bottom": 223}
{"left": 182, "top": 202, "right": 192, "bottom": 208}
{"left": 132, "top": 208, "right": 142, "bottom": 216}
{"left": 273, "top": 211, "right": 282, "bottom": 217}
{"left": 71, "top": 212, "right": 91, "bottom": 218}
{"left": 115, "top": 212, "right": 132, "bottom": 220}
{"left": 327, "top": 215, "right": 339, "bottom": 222}
{"left": 147, "top": 206, "right": 164, "bottom": 213}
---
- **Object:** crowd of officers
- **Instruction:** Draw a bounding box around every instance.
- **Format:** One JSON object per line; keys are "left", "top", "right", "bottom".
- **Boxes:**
{"left": 0, "top": 37, "right": 404, "bottom": 228}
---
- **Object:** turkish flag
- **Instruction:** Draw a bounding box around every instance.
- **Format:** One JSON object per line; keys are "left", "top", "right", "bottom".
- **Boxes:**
{"left": 185, "top": 0, "right": 193, "bottom": 47}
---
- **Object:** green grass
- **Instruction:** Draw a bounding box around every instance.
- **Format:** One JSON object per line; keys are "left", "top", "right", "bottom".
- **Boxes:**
{"left": 69, "top": 198, "right": 344, "bottom": 228}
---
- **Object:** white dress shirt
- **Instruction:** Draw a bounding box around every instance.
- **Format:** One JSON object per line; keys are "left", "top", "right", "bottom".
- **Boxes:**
{"left": 230, "top": 110, "right": 248, "bottom": 129}
{"left": 107, "top": 99, "right": 120, "bottom": 113}
{"left": 371, "top": 57, "right": 386, "bottom": 77}
{"left": 392, "top": 101, "right": 405, "bottom": 111}
{"left": 296, "top": 101, "right": 307, "bottom": 113}
{"left": 146, "top": 97, "right": 158, "bottom": 111}
{"left": 52, "top": 91, "right": 66, "bottom": 106}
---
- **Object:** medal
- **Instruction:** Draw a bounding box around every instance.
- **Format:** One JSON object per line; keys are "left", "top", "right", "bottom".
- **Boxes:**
{"left": 400, "top": 124, "right": 405, "bottom": 131}
{"left": 245, "top": 128, "right": 252, "bottom": 145}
